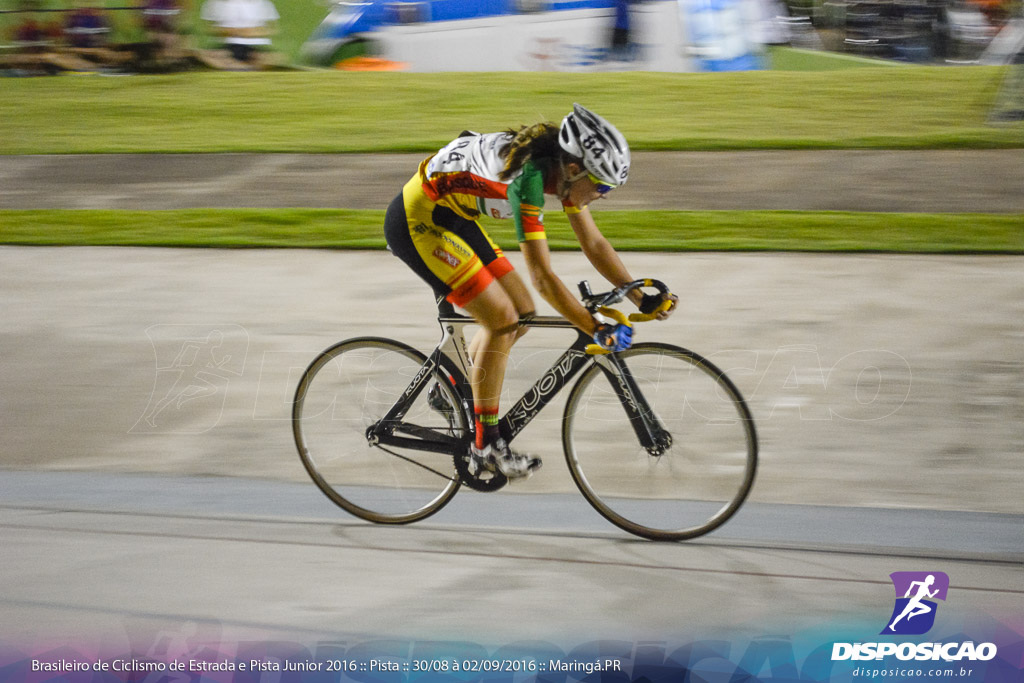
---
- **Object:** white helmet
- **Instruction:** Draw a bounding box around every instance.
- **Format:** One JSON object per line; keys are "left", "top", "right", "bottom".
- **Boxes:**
{"left": 558, "top": 103, "right": 631, "bottom": 187}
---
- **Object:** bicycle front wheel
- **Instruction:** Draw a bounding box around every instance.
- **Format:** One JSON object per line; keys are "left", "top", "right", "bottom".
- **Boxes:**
{"left": 293, "top": 337, "right": 465, "bottom": 524}
{"left": 563, "top": 343, "right": 757, "bottom": 540}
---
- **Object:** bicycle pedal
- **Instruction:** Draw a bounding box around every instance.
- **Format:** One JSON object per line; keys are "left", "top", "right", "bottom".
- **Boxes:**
{"left": 465, "top": 451, "right": 484, "bottom": 476}
{"left": 466, "top": 445, "right": 498, "bottom": 476}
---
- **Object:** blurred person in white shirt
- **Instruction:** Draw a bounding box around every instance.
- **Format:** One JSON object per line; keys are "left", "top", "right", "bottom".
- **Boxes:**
{"left": 199, "top": 0, "right": 281, "bottom": 69}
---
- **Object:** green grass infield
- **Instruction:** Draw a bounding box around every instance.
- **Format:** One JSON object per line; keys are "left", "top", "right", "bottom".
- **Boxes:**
{"left": 1, "top": 68, "right": 1021, "bottom": 154}
{"left": 2, "top": 209, "right": 1021, "bottom": 254}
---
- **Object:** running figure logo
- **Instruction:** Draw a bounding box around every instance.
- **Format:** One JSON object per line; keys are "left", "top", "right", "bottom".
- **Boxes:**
{"left": 131, "top": 325, "right": 249, "bottom": 434}
{"left": 881, "top": 571, "right": 949, "bottom": 635}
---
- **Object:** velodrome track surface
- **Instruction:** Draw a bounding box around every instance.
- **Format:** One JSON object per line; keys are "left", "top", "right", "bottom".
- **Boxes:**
{"left": 1, "top": 152, "right": 1022, "bottom": 657}
{"left": 2, "top": 150, "right": 1024, "bottom": 211}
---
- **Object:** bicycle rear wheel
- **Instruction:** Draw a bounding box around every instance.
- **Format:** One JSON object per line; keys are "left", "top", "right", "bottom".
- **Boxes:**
{"left": 563, "top": 343, "right": 757, "bottom": 540}
{"left": 292, "top": 337, "right": 465, "bottom": 524}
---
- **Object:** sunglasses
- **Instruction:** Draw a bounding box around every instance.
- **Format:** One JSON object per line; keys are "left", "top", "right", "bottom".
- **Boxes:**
{"left": 588, "top": 173, "right": 616, "bottom": 195}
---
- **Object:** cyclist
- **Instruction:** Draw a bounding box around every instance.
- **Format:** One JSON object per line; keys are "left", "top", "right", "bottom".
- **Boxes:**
{"left": 383, "top": 103, "right": 678, "bottom": 481}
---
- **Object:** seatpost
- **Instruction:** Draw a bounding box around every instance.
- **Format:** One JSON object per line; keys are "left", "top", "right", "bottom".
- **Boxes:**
{"left": 436, "top": 296, "right": 458, "bottom": 318}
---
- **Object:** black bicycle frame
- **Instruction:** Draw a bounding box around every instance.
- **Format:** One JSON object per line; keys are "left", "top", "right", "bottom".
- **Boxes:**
{"left": 369, "top": 347, "right": 463, "bottom": 455}
{"left": 370, "top": 301, "right": 667, "bottom": 455}
{"left": 499, "top": 332, "right": 593, "bottom": 443}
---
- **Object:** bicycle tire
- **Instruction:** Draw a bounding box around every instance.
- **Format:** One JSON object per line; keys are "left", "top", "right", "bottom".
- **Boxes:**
{"left": 293, "top": 337, "right": 465, "bottom": 524}
{"left": 562, "top": 342, "right": 757, "bottom": 540}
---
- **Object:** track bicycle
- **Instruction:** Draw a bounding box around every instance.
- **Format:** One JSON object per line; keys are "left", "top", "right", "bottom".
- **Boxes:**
{"left": 292, "top": 279, "right": 757, "bottom": 541}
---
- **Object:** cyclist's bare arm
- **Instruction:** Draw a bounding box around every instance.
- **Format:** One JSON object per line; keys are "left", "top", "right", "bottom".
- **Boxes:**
{"left": 567, "top": 207, "right": 641, "bottom": 304}
{"left": 568, "top": 207, "right": 678, "bottom": 319}
{"left": 520, "top": 238, "right": 598, "bottom": 335}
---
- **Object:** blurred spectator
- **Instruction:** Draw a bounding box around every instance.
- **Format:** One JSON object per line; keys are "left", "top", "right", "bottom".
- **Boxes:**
{"left": 945, "top": 0, "right": 1001, "bottom": 59}
{"left": 608, "top": 0, "right": 635, "bottom": 61}
{"left": 198, "top": 0, "right": 283, "bottom": 70}
{"left": 138, "top": 0, "right": 193, "bottom": 71}
{"left": 973, "top": 0, "right": 1011, "bottom": 25}
{"left": 62, "top": 2, "right": 135, "bottom": 70}
{"left": 1, "top": 0, "right": 92, "bottom": 74}
{"left": 750, "top": 0, "right": 793, "bottom": 47}
{"left": 64, "top": 3, "right": 111, "bottom": 49}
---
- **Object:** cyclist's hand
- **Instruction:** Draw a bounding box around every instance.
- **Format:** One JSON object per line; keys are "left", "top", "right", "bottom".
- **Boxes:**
{"left": 593, "top": 322, "right": 633, "bottom": 352}
{"left": 638, "top": 292, "right": 679, "bottom": 320}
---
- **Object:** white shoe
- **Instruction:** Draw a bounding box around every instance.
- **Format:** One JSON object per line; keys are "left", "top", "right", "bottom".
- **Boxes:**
{"left": 469, "top": 438, "right": 541, "bottom": 480}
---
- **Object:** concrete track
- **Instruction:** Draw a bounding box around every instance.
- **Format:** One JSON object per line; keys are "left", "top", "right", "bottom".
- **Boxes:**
{"left": 2, "top": 150, "right": 1023, "bottom": 212}
{"left": 2, "top": 471, "right": 1021, "bottom": 651}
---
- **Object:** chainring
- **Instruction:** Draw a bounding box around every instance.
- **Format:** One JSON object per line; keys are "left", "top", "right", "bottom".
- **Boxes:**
{"left": 453, "top": 448, "right": 508, "bottom": 492}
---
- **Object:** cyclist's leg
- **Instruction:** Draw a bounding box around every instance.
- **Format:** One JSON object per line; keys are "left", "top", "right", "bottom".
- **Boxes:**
{"left": 457, "top": 275, "right": 541, "bottom": 478}
{"left": 422, "top": 207, "right": 521, "bottom": 449}
{"left": 465, "top": 224, "right": 535, "bottom": 325}
{"left": 385, "top": 180, "right": 517, "bottom": 421}
{"left": 459, "top": 215, "right": 536, "bottom": 361}
{"left": 461, "top": 281, "right": 519, "bottom": 421}
{"left": 384, "top": 181, "right": 539, "bottom": 477}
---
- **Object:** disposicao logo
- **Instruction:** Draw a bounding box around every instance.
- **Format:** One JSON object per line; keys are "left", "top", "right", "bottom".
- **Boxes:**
{"left": 831, "top": 571, "right": 998, "bottom": 663}
{"left": 882, "top": 571, "right": 949, "bottom": 635}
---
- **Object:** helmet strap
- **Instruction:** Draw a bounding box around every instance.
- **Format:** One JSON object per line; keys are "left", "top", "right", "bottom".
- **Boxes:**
{"left": 558, "top": 158, "right": 588, "bottom": 201}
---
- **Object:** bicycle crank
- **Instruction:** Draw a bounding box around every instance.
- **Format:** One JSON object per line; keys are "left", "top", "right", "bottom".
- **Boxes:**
{"left": 453, "top": 448, "right": 508, "bottom": 492}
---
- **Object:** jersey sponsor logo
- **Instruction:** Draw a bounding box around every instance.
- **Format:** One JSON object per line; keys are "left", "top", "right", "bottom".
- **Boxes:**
{"left": 477, "top": 197, "right": 513, "bottom": 220}
{"left": 432, "top": 247, "right": 461, "bottom": 268}
{"left": 430, "top": 172, "right": 505, "bottom": 199}
{"left": 440, "top": 233, "right": 472, "bottom": 258}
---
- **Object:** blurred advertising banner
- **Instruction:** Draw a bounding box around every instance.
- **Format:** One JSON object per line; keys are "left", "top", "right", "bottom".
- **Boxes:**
{"left": 303, "top": 0, "right": 774, "bottom": 70}
{"left": 307, "top": 1, "right": 770, "bottom": 72}
{"left": 679, "top": 0, "right": 764, "bottom": 70}
{"left": 373, "top": 1, "right": 696, "bottom": 71}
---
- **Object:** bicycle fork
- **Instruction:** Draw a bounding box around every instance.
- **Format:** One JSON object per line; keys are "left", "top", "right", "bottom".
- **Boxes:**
{"left": 594, "top": 352, "right": 673, "bottom": 456}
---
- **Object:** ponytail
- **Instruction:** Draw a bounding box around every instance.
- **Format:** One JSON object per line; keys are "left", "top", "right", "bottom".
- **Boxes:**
{"left": 498, "top": 122, "right": 567, "bottom": 181}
